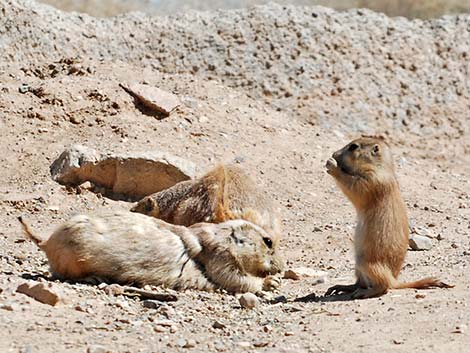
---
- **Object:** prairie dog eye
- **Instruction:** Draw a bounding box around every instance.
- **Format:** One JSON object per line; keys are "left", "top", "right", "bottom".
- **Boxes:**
{"left": 263, "top": 237, "right": 273, "bottom": 248}
{"left": 348, "top": 143, "right": 359, "bottom": 152}
{"left": 144, "top": 199, "right": 154, "bottom": 212}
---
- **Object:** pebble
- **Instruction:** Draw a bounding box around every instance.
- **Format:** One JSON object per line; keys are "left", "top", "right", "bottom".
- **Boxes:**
{"left": 237, "top": 341, "right": 251, "bottom": 348}
{"left": 212, "top": 320, "right": 226, "bottom": 329}
{"left": 142, "top": 300, "right": 162, "bottom": 309}
{"left": 87, "top": 345, "right": 110, "bottom": 353}
{"left": 270, "top": 295, "right": 288, "bottom": 304}
{"left": 0, "top": 303, "right": 16, "bottom": 311}
{"left": 239, "top": 292, "right": 259, "bottom": 309}
{"left": 183, "top": 339, "right": 196, "bottom": 348}
{"left": 409, "top": 234, "right": 433, "bottom": 251}
{"left": 283, "top": 267, "right": 327, "bottom": 281}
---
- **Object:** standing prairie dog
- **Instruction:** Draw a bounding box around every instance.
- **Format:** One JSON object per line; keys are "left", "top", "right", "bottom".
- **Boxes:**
{"left": 18, "top": 212, "right": 283, "bottom": 293}
{"left": 325, "top": 136, "right": 452, "bottom": 299}
{"left": 131, "top": 164, "right": 282, "bottom": 247}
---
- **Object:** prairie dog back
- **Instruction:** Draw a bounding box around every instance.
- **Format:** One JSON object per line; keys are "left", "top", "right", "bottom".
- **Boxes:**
{"left": 131, "top": 164, "right": 282, "bottom": 246}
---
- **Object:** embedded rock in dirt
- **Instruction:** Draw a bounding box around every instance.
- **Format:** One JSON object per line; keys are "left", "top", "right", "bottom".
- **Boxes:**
{"left": 50, "top": 144, "right": 196, "bottom": 200}
{"left": 16, "top": 281, "right": 65, "bottom": 306}
{"left": 284, "top": 267, "right": 328, "bottom": 281}
{"left": 121, "top": 83, "right": 180, "bottom": 117}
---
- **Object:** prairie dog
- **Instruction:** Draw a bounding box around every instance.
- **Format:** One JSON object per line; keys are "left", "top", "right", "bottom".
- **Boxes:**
{"left": 18, "top": 213, "right": 283, "bottom": 293}
{"left": 131, "top": 164, "right": 282, "bottom": 247}
{"left": 325, "top": 137, "right": 452, "bottom": 299}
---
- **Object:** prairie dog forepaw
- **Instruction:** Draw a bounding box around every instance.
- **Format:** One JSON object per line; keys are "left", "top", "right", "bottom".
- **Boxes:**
{"left": 325, "top": 157, "right": 338, "bottom": 172}
{"left": 262, "top": 275, "right": 281, "bottom": 291}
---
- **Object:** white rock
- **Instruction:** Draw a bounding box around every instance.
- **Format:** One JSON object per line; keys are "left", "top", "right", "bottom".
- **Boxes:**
{"left": 409, "top": 234, "right": 433, "bottom": 251}
{"left": 239, "top": 292, "right": 259, "bottom": 309}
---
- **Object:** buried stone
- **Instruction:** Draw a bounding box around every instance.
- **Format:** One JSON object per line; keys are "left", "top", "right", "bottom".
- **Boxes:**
{"left": 50, "top": 145, "right": 196, "bottom": 201}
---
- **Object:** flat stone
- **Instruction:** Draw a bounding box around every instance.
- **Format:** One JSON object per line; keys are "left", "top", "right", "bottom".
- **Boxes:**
{"left": 284, "top": 267, "right": 327, "bottom": 281}
{"left": 16, "top": 281, "right": 64, "bottom": 306}
{"left": 122, "top": 83, "right": 180, "bottom": 116}
{"left": 50, "top": 144, "right": 196, "bottom": 201}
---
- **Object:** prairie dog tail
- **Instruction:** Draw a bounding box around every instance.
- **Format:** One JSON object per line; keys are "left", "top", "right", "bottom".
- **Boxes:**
{"left": 393, "top": 277, "right": 453, "bottom": 290}
{"left": 18, "top": 216, "right": 44, "bottom": 246}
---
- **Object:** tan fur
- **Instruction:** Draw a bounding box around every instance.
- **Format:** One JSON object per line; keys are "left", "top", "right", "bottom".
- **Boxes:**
{"left": 18, "top": 212, "right": 283, "bottom": 293}
{"left": 325, "top": 137, "right": 453, "bottom": 299}
{"left": 131, "top": 164, "right": 282, "bottom": 248}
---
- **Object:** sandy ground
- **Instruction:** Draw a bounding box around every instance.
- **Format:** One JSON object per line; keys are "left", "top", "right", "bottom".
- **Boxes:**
{"left": 0, "top": 1, "right": 469, "bottom": 352}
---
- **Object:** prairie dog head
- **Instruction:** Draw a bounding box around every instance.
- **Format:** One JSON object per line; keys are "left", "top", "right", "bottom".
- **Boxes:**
{"left": 203, "top": 220, "right": 284, "bottom": 277}
{"left": 131, "top": 196, "right": 159, "bottom": 217}
{"left": 326, "top": 137, "right": 397, "bottom": 207}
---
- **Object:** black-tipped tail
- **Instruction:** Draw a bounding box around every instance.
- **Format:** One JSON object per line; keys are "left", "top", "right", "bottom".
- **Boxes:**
{"left": 18, "top": 216, "right": 43, "bottom": 246}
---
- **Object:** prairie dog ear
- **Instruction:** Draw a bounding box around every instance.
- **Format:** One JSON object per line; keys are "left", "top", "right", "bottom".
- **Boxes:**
{"left": 229, "top": 226, "right": 247, "bottom": 247}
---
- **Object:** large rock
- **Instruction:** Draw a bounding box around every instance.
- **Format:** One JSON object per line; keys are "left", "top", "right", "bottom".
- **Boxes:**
{"left": 50, "top": 145, "right": 196, "bottom": 200}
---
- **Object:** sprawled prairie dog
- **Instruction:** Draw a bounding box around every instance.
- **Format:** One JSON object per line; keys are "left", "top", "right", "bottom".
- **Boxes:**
{"left": 18, "top": 212, "right": 283, "bottom": 293}
{"left": 325, "top": 136, "right": 452, "bottom": 299}
{"left": 131, "top": 164, "right": 282, "bottom": 246}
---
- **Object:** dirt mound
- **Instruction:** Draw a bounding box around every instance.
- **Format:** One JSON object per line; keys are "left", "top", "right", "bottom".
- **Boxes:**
{"left": 38, "top": 0, "right": 470, "bottom": 19}
{"left": 2, "top": 1, "right": 469, "bottom": 159}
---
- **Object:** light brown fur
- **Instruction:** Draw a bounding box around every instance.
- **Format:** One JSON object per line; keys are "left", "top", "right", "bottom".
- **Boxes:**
{"left": 131, "top": 164, "right": 282, "bottom": 248}
{"left": 18, "top": 213, "right": 283, "bottom": 293}
{"left": 325, "top": 136, "right": 452, "bottom": 299}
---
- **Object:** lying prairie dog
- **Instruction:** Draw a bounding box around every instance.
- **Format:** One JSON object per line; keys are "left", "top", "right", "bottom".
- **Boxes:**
{"left": 325, "top": 136, "right": 452, "bottom": 299}
{"left": 131, "top": 164, "right": 282, "bottom": 247}
{"left": 18, "top": 212, "right": 283, "bottom": 293}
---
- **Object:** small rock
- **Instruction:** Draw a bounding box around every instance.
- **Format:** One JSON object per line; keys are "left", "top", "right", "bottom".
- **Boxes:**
{"left": 176, "top": 338, "right": 187, "bottom": 348}
{"left": 284, "top": 331, "right": 294, "bottom": 336}
{"left": 213, "top": 341, "right": 226, "bottom": 352}
{"left": 153, "top": 320, "right": 175, "bottom": 327}
{"left": 270, "top": 295, "right": 288, "bottom": 304}
{"left": 284, "top": 267, "right": 327, "bottom": 281}
{"left": 198, "top": 115, "right": 209, "bottom": 123}
{"left": 239, "top": 293, "right": 259, "bottom": 309}
{"left": 87, "top": 345, "right": 111, "bottom": 353}
{"left": 237, "top": 342, "right": 250, "bottom": 348}
{"left": 16, "top": 281, "right": 64, "bottom": 306}
{"left": 142, "top": 300, "right": 162, "bottom": 309}
{"left": 409, "top": 234, "right": 433, "bottom": 251}
{"left": 0, "top": 303, "right": 16, "bottom": 311}
{"left": 212, "top": 320, "right": 226, "bottom": 329}
{"left": 19, "top": 84, "right": 30, "bottom": 94}
{"left": 182, "top": 339, "right": 196, "bottom": 348}
{"left": 121, "top": 83, "right": 180, "bottom": 116}
{"left": 253, "top": 341, "right": 269, "bottom": 348}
